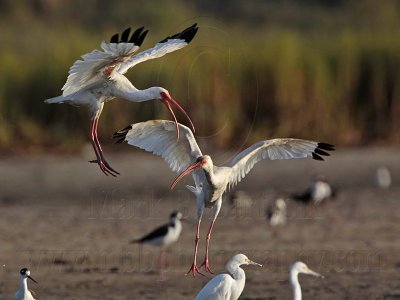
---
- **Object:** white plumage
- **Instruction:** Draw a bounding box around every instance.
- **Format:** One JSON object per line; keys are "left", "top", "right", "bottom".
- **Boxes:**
{"left": 114, "top": 120, "right": 334, "bottom": 275}
{"left": 290, "top": 261, "right": 324, "bottom": 300}
{"left": 14, "top": 268, "right": 38, "bottom": 300}
{"left": 194, "top": 254, "right": 262, "bottom": 300}
{"left": 45, "top": 24, "right": 198, "bottom": 176}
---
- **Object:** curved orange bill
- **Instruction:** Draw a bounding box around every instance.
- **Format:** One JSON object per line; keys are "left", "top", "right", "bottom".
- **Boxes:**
{"left": 163, "top": 100, "right": 180, "bottom": 140}
{"left": 168, "top": 97, "right": 195, "bottom": 133}
{"left": 170, "top": 161, "right": 202, "bottom": 189}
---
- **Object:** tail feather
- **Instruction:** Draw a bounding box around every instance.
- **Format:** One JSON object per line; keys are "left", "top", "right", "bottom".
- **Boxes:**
{"left": 44, "top": 95, "right": 66, "bottom": 104}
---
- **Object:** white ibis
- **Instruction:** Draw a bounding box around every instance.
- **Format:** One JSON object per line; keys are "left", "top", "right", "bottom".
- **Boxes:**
{"left": 45, "top": 24, "right": 198, "bottom": 176}
{"left": 290, "top": 261, "right": 324, "bottom": 300}
{"left": 291, "top": 175, "right": 335, "bottom": 205}
{"left": 131, "top": 211, "right": 182, "bottom": 280}
{"left": 14, "top": 268, "right": 38, "bottom": 300}
{"left": 194, "top": 254, "right": 262, "bottom": 300}
{"left": 113, "top": 120, "right": 335, "bottom": 276}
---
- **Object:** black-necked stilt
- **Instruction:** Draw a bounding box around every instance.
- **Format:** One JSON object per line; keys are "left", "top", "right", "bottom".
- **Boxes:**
{"left": 14, "top": 268, "right": 38, "bottom": 300}
{"left": 131, "top": 211, "right": 182, "bottom": 279}
{"left": 291, "top": 175, "right": 335, "bottom": 205}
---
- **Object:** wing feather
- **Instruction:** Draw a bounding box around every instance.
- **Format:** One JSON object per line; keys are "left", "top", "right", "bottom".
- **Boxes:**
{"left": 62, "top": 27, "right": 147, "bottom": 96}
{"left": 113, "top": 120, "right": 203, "bottom": 184}
{"left": 227, "top": 139, "right": 334, "bottom": 188}
{"left": 117, "top": 23, "right": 198, "bottom": 74}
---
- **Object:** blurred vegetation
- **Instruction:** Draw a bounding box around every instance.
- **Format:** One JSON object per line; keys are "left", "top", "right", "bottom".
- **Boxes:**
{"left": 0, "top": 0, "right": 399, "bottom": 154}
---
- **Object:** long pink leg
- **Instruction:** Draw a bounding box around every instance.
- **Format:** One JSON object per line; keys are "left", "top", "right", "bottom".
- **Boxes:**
{"left": 92, "top": 117, "right": 119, "bottom": 175}
{"left": 186, "top": 219, "right": 204, "bottom": 277}
{"left": 89, "top": 117, "right": 119, "bottom": 176}
{"left": 158, "top": 247, "right": 166, "bottom": 281}
{"left": 200, "top": 220, "right": 216, "bottom": 274}
{"left": 200, "top": 198, "right": 222, "bottom": 274}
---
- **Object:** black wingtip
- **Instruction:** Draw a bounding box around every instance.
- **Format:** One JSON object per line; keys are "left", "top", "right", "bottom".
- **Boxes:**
{"left": 159, "top": 23, "right": 199, "bottom": 44}
{"left": 312, "top": 153, "right": 325, "bottom": 161}
{"left": 110, "top": 26, "right": 148, "bottom": 45}
{"left": 113, "top": 125, "right": 132, "bottom": 143}
{"left": 129, "top": 26, "right": 145, "bottom": 44}
{"left": 314, "top": 148, "right": 330, "bottom": 157}
{"left": 317, "top": 142, "right": 335, "bottom": 151}
{"left": 110, "top": 33, "right": 119, "bottom": 43}
{"left": 312, "top": 142, "right": 335, "bottom": 161}
{"left": 136, "top": 30, "right": 148, "bottom": 47}
{"left": 120, "top": 27, "right": 131, "bottom": 43}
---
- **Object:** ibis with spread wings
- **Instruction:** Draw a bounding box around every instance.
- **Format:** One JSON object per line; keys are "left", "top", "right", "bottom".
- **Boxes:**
{"left": 113, "top": 120, "right": 334, "bottom": 276}
{"left": 45, "top": 24, "right": 198, "bottom": 176}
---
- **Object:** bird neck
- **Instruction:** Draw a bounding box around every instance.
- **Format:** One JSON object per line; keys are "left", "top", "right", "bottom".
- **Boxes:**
{"left": 19, "top": 277, "right": 28, "bottom": 293}
{"left": 203, "top": 164, "right": 216, "bottom": 187}
{"left": 123, "top": 87, "right": 158, "bottom": 103}
{"left": 290, "top": 271, "right": 302, "bottom": 300}
{"left": 170, "top": 217, "right": 181, "bottom": 228}
{"left": 228, "top": 265, "right": 246, "bottom": 299}
{"left": 228, "top": 264, "right": 246, "bottom": 281}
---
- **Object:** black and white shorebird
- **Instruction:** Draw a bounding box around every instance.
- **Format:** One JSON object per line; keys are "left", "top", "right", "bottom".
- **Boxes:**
{"left": 291, "top": 175, "right": 335, "bottom": 205}
{"left": 45, "top": 23, "right": 198, "bottom": 176}
{"left": 114, "top": 120, "right": 335, "bottom": 276}
{"left": 14, "top": 268, "right": 38, "bottom": 300}
{"left": 131, "top": 211, "right": 182, "bottom": 279}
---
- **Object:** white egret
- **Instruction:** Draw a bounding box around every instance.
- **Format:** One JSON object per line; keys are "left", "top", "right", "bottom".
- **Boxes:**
{"left": 194, "top": 254, "right": 262, "bottom": 300}
{"left": 290, "top": 261, "right": 324, "bottom": 300}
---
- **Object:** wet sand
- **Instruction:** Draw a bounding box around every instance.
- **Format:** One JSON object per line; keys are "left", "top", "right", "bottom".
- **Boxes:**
{"left": 0, "top": 148, "right": 399, "bottom": 299}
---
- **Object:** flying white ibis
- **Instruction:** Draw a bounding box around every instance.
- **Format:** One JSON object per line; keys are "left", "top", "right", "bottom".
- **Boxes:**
{"left": 290, "top": 261, "right": 324, "bottom": 300}
{"left": 131, "top": 211, "right": 182, "bottom": 280}
{"left": 113, "top": 120, "right": 335, "bottom": 276}
{"left": 14, "top": 268, "right": 38, "bottom": 300}
{"left": 45, "top": 24, "right": 198, "bottom": 176}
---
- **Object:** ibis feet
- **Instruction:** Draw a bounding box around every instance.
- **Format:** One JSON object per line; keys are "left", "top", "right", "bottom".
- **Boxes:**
{"left": 89, "top": 159, "right": 120, "bottom": 177}
{"left": 200, "top": 258, "right": 214, "bottom": 274}
{"left": 186, "top": 262, "right": 205, "bottom": 277}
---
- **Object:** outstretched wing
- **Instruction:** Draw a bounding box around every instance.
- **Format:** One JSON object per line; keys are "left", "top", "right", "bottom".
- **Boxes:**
{"left": 62, "top": 27, "right": 148, "bottom": 96}
{"left": 113, "top": 120, "right": 204, "bottom": 186}
{"left": 117, "top": 23, "right": 198, "bottom": 74}
{"left": 226, "top": 139, "right": 335, "bottom": 188}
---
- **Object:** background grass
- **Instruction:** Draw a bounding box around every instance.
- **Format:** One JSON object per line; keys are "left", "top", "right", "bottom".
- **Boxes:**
{"left": 1, "top": 0, "right": 399, "bottom": 154}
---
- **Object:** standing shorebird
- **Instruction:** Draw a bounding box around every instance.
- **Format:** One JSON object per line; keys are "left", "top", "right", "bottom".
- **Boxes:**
{"left": 131, "top": 211, "right": 182, "bottom": 279}
{"left": 113, "top": 120, "right": 335, "bottom": 276}
{"left": 45, "top": 24, "right": 198, "bottom": 176}
{"left": 291, "top": 175, "right": 335, "bottom": 205}
{"left": 194, "top": 254, "right": 262, "bottom": 300}
{"left": 290, "top": 261, "right": 324, "bottom": 300}
{"left": 14, "top": 268, "right": 38, "bottom": 300}
{"left": 266, "top": 197, "right": 287, "bottom": 227}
